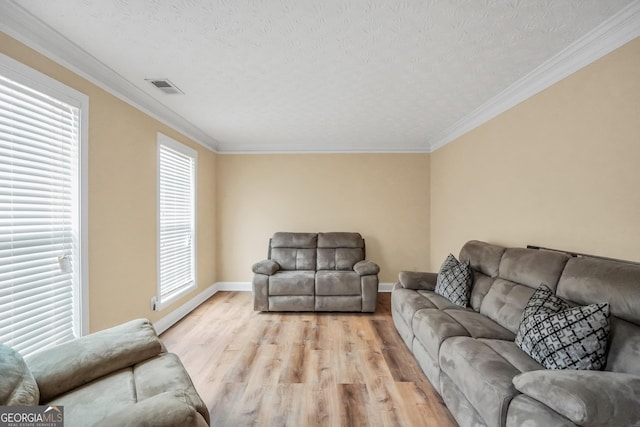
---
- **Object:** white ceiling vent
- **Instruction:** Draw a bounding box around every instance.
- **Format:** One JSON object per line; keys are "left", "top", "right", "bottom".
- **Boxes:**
{"left": 145, "top": 78, "right": 184, "bottom": 95}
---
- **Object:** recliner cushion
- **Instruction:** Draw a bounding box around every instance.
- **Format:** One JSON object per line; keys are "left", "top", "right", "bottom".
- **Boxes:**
{"left": 317, "top": 248, "right": 364, "bottom": 270}
{"left": 270, "top": 248, "right": 316, "bottom": 271}
{"left": 315, "top": 271, "right": 361, "bottom": 295}
{"left": 269, "top": 271, "right": 315, "bottom": 295}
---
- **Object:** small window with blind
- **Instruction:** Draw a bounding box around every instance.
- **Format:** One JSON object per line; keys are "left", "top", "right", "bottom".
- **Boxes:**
{"left": 0, "top": 53, "right": 88, "bottom": 357}
{"left": 156, "top": 133, "right": 197, "bottom": 310}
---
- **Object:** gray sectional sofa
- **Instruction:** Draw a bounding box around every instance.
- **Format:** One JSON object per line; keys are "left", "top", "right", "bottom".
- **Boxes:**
{"left": 252, "top": 232, "right": 380, "bottom": 312}
{"left": 392, "top": 240, "right": 640, "bottom": 427}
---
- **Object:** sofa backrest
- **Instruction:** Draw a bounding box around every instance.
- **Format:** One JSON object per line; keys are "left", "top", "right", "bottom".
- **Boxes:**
{"left": 317, "top": 232, "right": 365, "bottom": 271}
{"left": 459, "top": 240, "right": 506, "bottom": 311}
{"left": 461, "top": 240, "right": 640, "bottom": 375}
{"left": 268, "top": 232, "right": 366, "bottom": 271}
{"left": 269, "top": 232, "right": 317, "bottom": 270}
{"left": 556, "top": 257, "right": 640, "bottom": 376}
{"left": 460, "top": 241, "right": 571, "bottom": 334}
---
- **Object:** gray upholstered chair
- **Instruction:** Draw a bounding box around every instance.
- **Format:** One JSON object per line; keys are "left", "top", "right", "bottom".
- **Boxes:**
{"left": 252, "top": 232, "right": 380, "bottom": 312}
{"left": 0, "top": 319, "right": 209, "bottom": 427}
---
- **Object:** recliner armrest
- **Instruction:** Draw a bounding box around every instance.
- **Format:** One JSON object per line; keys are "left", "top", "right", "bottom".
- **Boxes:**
{"left": 26, "top": 318, "right": 164, "bottom": 402}
{"left": 353, "top": 260, "right": 379, "bottom": 276}
{"left": 252, "top": 259, "right": 280, "bottom": 275}
{"left": 513, "top": 370, "right": 640, "bottom": 426}
{"left": 398, "top": 271, "right": 438, "bottom": 290}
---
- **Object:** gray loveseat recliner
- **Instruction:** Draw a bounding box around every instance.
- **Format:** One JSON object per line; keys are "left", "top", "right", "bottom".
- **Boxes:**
{"left": 392, "top": 240, "right": 640, "bottom": 427}
{"left": 0, "top": 318, "right": 209, "bottom": 427}
{"left": 252, "top": 232, "right": 380, "bottom": 312}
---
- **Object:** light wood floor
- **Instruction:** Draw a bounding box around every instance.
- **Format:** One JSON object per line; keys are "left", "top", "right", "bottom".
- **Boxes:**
{"left": 161, "top": 292, "right": 457, "bottom": 427}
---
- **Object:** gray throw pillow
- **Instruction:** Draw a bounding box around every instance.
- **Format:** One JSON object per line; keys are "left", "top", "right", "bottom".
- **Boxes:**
{"left": 515, "top": 285, "right": 610, "bottom": 370}
{"left": 435, "top": 253, "right": 472, "bottom": 307}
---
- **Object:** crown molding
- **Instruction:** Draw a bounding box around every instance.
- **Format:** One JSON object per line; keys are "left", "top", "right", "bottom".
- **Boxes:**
{"left": 0, "top": 1, "right": 220, "bottom": 152}
{"left": 428, "top": 1, "right": 640, "bottom": 153}
{"left": 218, "top": 145, "right": 431, "bottom": 155}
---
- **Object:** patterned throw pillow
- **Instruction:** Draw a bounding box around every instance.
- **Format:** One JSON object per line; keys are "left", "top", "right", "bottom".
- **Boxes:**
{"left": 435, "top": 253, "right": 473, "bottom": 307}
{"left": 515, "top": 285, "right": 610, "bottom": 370}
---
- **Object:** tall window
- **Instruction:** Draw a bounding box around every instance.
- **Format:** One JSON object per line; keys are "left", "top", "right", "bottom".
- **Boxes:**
{"left": 157, "top": 133, "right": 197, "bottom": 309}
{"left": 0, "top": 53, "right": 88, "bottom": 357}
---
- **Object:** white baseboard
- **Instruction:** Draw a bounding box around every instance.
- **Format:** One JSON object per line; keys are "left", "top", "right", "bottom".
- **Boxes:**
{"left": 155, "top": 280, "right": 396, "bottom": 333}
{"left": 154, "top": 283, "right": 219, "bottom": 334}
{"left": 379, "top": 282, "right": 395, "bottom": 292}
{"left": 215, "top": 281, "right": 252, "bottom": 291}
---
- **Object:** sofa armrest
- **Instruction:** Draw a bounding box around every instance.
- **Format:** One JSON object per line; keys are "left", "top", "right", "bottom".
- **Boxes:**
{"left": 93, "top": 391, "right": 209, "bottom": 427}
{"left": 252, "top": 259, "right": 280, "bottom": 275}
{"left": 398, "top": 271, "right": 438, "bottom": 290}
{"left": 513, "top": 370, "right": 640, "bottom": 426}
{"left": 353, "top": 260, "right": 379, "bottom": 276}
{"left": 26, "top": 318, "right": 164, "bottom": 402}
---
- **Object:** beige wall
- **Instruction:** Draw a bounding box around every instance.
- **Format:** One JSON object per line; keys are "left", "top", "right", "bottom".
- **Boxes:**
{"left": 1, "top": 33, "right": 218, "bottom": 332}
{"left": 216, "top": 153, "right": 430, "bottom": 282}
{"left": 430, "top": 38, "right": 640, "bottom": 267}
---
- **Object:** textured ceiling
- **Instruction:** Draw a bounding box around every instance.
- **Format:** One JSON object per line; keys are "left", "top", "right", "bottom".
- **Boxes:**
{"left": 9, "top": 0, "right": 636, "bottom": 152}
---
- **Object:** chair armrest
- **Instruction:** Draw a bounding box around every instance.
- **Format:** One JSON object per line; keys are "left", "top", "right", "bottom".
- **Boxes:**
{"left": 252, "top": 259, "right": 280, "bottom": 275}
{"left": 398, "top": 271, "right": 438, "bottom": 290}
{"left": 513, "top": 370, "right": 640, "bottom": 426}
{"left": 26, "top": 318, "right": 164, "bottom": 402}
{"left": 93, "top": 391, "right": 209, "bottom": 427}
{"left": 353, "top": 260, "right": 379, "bottom": 276}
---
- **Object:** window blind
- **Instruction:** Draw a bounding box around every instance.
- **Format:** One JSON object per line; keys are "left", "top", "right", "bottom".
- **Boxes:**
{"left": 158, "top": 136, "right": 196, "bottom": 307}
{"left": 0, "top": 74, "right": 81, "bottom": 357}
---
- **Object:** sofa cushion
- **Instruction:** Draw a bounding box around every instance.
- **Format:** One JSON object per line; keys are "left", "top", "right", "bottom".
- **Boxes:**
{"left": 499, "top": 248, "right": 570, "bottom": 291}
{"left": 317, "top": 232, "right": 363, "bottom": 248}
{"left": 478, "top": 339, "right": 543, "bottom": 373}
{"left": 439, "top": 336, "right": 522, "bottom": 427}
{"left": 269, "top": 271, "right": 315, "bottom": 296}
{"left": 606, "top": 317, "right": 640, "bottom": 375}
{"left": 133, "top": 353, "right": 209, "bottom": 424}
{"left": 557, "top": 257, "right": 640, "bottom": 325}
{"left": 480, "top": 279, "right": 537, "bottom": 334}
{"left": 412, "top": 310, "right": 469, "bottom": 362}
{"left": 271, "top": 232, "right": 317, "bottom": 248}
{"left": 315, "top": 271, "right": 361, "bottom": 295}
{"left": 435, "top": 254, "right": 473, "bottom": 307}
{"left": 317, "top": 248, "right": 364, "bottom": 270}
{"left": 416, "top": 290, "right": 470, "bottom": 311}
{"left": 513, "top": 370, "right": 640, "bottom": 427}
{"left": 46, "top": 368, "right": 136, "bottom": 425}
{"left": 469, "top": 273, "right": 496, "bottom": 312}
{"left": 445, "top": 311, "right": 515, "bottom": 341}
{"left": 516, "top": 285, "right": 610, "bottom": 370}
{"left": 459, "top": 240, "right": 506, "bottom": 278}
{"left": 270, "top": 248, "right": 316, "bottom": 271}
{"left": 0, "top": 344, "right": 39, "bottom": 405}
{"left": 391, "top": 288, "right": 438, "bottom": 328}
